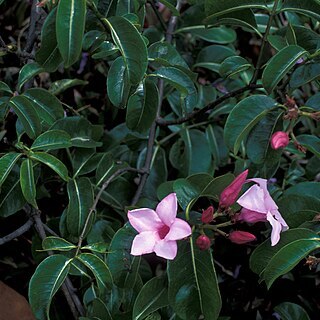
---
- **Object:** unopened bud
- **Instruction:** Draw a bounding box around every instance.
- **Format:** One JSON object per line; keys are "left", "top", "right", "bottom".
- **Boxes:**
{"left": 270, "top": 131, "right": 289, "bottom": 150}
{"left": 201, "top": 206, "right": 214, "bottom": 224}
{"left": 228, "top": 230, "right": 256, "bottom": 244}
{"left": 196, "top": 235, "right": 211, "bottom": 250}
{"left": 219, "top": 169, "right": 248, "bottom": 208}
{"left": 236, "top": 208, "right": 267, "bottom": 224}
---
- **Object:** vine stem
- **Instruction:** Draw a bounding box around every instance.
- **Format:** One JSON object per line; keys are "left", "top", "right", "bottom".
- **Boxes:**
{"left": 251, "top": 0, "right": 281, "bottom": 84}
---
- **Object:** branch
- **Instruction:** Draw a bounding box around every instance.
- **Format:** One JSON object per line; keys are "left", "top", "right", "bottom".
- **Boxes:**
{"left": 156, "top": 84, "right": 262, "bottom": 126}
{"left": 0, "top": 218, "right": 33, "bottom": 245}
{"left": 24, "top": 0, "right": 40, "bottom": 53}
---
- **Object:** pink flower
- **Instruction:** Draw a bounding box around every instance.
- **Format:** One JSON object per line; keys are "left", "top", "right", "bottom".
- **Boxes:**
{"left": 201, "top": 206, "right": 214, "bottom": 224}
{"left": 236, "top": 208, "right": 267, "bottom": 224}
{"left": 237, "top": 178, "right": 288, "bottom": 246}
{"left": 219, "top": 169, "right": 249, "bottom": 208}
{"left": 128, "top": 193, "right": 192, "bottom": 260}
{"left": 196, "top": 235, "right": 211, "bottom": 250}
{"left": 229, "top": 231, "right": 256, "bottom": 244}
{"left": 270, "top": 131, "right": 289, "bottom": 149}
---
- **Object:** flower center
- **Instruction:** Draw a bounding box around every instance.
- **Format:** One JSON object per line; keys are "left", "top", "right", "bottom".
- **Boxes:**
{"left": 158, "top": 224, "right": 170, "bottom": 239}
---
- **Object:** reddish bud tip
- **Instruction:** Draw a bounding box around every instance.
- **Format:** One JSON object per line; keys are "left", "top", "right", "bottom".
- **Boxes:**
{"left": 196, "top": 235, "right": 211, "bottom": 250}
{"left": 270, "top": 131, "right": 289, "bottom": 150}
{"left": 201, "top": 206, "right": 214, "bottom": 224}
{"left": 228, "top": 230, "right": 256, "bottom": 244}
{"left": 219, "top": 169, "right": 249, "bottom": 208}
{"left": 236, "top": 208, "right": 267, "bottom": 224}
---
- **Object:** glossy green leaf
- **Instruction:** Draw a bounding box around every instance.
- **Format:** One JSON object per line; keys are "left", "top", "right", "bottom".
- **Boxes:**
{"left": 29, "top": 254, "right": 71, "bottom": 320}
{"left": 23, "top": 88, "right": 64, "bottom": 126}
{"left": 17, "top": 62, "right": 44, "bottom": 92}
{"left": 42, "top": 236, "right": 77, "bottom": 251}
{"left": 126, "top": 80, "right": 158, "bottom": 133}
{"left": 168, "top": 239, "right": 221, "bottom": 320}
{"left": 107, "top": 56, "right": 131, "bottom": 108}
{"left": 290, "top": 63, "right": 320, "bottom": 89}
{"left": 49, "top": 79, "right": 88, "bottom": 95}
{"left": 0, "top": 81, "right": 13, "bottom": 94}
{"left": 105, "top": 16, "right": 148, "bottom": 84}
{"left": 219, "top": 56, "right": 252, "bottom": 78}
{"left": 133, "top": 276, "right": 168, "bottom": 320}
{"left": 31, "top": 130, "right": 72, "bottom": 151}
{"left": 66, "top": 177, "right": 94, "bottom": 237}
{"left": 89, "top": 298, "right": 113, "bottom": 320}
{"left": 224, "top": 95, "right": 277, "bottom": 154}
{"left": 297, "top": 134, "right": 320, "bottom": 157}
{"left": 0, "top": 168, "right": 26, "bottom": 217}
{"left": 274, "top": 302, "right": 310, "bottom": 320}
{"left": 9, "top": 95, "right": 41, "bottom": 139}
{"left": 281, "top": 0, "right": 320, "bottom": 21}
{"left": 35, "top": 8, "right": 63, "bottom": 72}
{"left": 305, "top": 92, "right": 320, "bottom": 111}
{"left": 29, "top": 152, "right": 69, "bottom": 181}
{"left": 20, "top": 158, "right": 37, "bottom": 208}
{"left": 0, "top": 153, "right": 22, "bottom": 187}
{"left": 56, "top": 0, "right": 86, "bottom": 67}
{"left": 284, "top": 182, "right": 320, "bottom": 201}
{"left": 262, "top": 45, "right": 308, "bottom": 93}
{"left": 81, "top": 242, "right": 109, "bottom": 253}
{"left": 76, "top": 253, "right": 113, "bottom": 292}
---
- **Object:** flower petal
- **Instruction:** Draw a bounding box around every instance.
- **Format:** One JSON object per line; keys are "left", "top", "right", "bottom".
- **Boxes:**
{"left": 272, "top": 209, "right": 289, "bottom": 231}
{"left": 156, "top": 193, "right": 177, "bottom": 226}
{"left": 165, "top": 218, "right": 192, "bottom": 241}
{"left": 266, "top": 212, "right": 282, "bottom": 246}
{"left": 128, "top": 208, "right": 163, "bottom": 233}
{"left": 237, "top": 185, "right": 268, "bottom": 213}
{"left": 154, "top": 240, "right": 177, "bottom": 260}
{"left": 130, "top": 231, "right": 159, "bottom": 256}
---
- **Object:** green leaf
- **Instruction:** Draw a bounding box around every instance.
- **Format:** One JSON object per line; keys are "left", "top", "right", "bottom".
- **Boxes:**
{"left": 0, "top": 153, "right": 22, "bottom": 187}
{"left": 31, "top": 130, "right": 72, "bottom": 151}
{"left": 66, "top": 177, "right": 94, "bottom": 237}
{"left": 0, "top": 168, "right": 26, "bottom": 217}
{"left": 168, "top": 239, "right": 221, "bottom": 320}
{"left": 29, "top": 152, "right": 69, "bottom": 181}
{"left": 56, "top": 0, "right": 86, "bottom": 67}
{"left": 148, "top": 67, "right": 197, "bottom": 113}
{"left": 29, "top": 254, "right": 71, "bottom": 320}
{"left": 35, "top": 8, "right": 63, "bottom": 72}
{"left": 89, "top": 298, "right": 113, "bottom": 320}
{"left": 17, "top": 62, "right": 44, "bottom": 92}
{"left": 262, "top": 45, "right": 308, "bottom": 93}
{"left": 0, "top": 81, "right": 13, "bottom": 94}
{"left": 23, "top": 88, "right": 64, "bottom": 126}
{"left": 297, "top": 134, "right": 320, "bottom": 157}
{"left": 281, "top": 0, "right": 320, "bottom": 21}
{"left": 274, "top": 302, "right": 310, "bottom": 320}
{"left": 126, "top": 80, "right": 158, "bottom": 133}
{"left": 290, "top": 63, "right": 320, "bottom": 89}
{"left": 105, "top": 16, "right": 148, "bottom": 84}
{"left": 284, "top": 182, "right": 320, "bottom": 201}
{"left": 9, "top": 95, "right": 42, "bottom": 139}
{"left": 76, "top": 253, "right": 113, "bottom": 292}
{"left": 107, "top": 56, "right": 131, "bottom": 108}
{"left": 42, "top": 236, "right": 77, "bottom": 251}
{"left": 224, "top": 95, "right": 277, "bottom": 154}
{"left": 133, "top": 276, "right": 168, "bottom": 320}
{"left": 49, "top": 79, "right": 89, "bottom": 95}
{"left": 20, "top": 158, "right": 37, "bottom": 208}
{"left": 219, "top": 56, "right": 252, "bottom": 78}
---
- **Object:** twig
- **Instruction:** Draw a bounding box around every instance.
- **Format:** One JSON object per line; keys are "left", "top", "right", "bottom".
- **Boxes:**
{"left": 0, "top": 218, "right": 34, "bottom": 245}
{"left": 24, "top": 0, "right": 40, "bottom": 53}
{"left": 147, "top": 0, "right": 167, "bottom": 31}
{"left": 251, "top": 0, "right": 280, "bottom": 84}
{"left": 42, "top": 223, "right": 59, "bottom": 237}
{"left": 156, "top": 84, "right": 262, "bottom": 126}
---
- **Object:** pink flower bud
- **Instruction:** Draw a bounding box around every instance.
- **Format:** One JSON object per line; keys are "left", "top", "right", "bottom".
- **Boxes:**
{"left": 219, "top": 169, "right": 249, "bottom": 208}
{"left": 196, "top": 235, "right": 211, "bottom": 250}
{"left": 270, "top": 131, "right": 289, "bottom": 150}
{"left": 201, "top": 206, "right": 214, "bottom": 224}
{"left": 229, "top": 231, "right": 256, "bottom": 244}
{"left": 236, "top": 208, "right": 267, "bottom": 224}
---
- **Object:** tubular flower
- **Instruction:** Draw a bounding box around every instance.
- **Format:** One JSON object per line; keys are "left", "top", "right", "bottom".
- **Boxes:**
{"left": 201, "top": 206, "right": 214, "bottom": 224}
{"left": 236, "top": 208, "right": 268, "bottom": 224}
{"left": 237, "top": 178, "right": 289, "bottom": 246}
{"left": 270, "top": 131, "right": 289, "bottom": 150}
{"left": 128, "top": 193, "right": 192, "bottom": 260}
{"left": 219, "top": 169, "right": 249, "bottom": 208}
{"left": 196, "top": 235, "right": 211, "bottom": 250}
{"left": 229, "top": 231, "right": 257, "bottom": 244}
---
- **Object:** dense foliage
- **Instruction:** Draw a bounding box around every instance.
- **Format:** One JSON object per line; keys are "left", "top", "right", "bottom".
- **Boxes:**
{"left": 0, "top": 0, "right": 320, "bottom": 319}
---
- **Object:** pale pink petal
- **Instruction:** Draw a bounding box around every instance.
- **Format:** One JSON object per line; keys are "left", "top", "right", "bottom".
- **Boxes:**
{"left": 237, "top": 208, "right": 267, "bottom": 223}
{"left": 272, "top": 209, "right": 289, "bottom": 231}
{"left": 128, "top": 208, "right": 163, "bottom": 233}
{"left": 130, "top": 231, "right": 160, "bottom": 255}
{"left": 156, "top": 193, "right": 177, "bottom": 226}
{"left": 266, "top": 212, "right": 282, "bottom": 246}
{"left": 165, "top": 218, "right": 192, "bottom": 241}
{"left": 237, "top": 185, "right": 268, "bottom": 213}
{"left": 154, "top": 239, "right": 178, "bottom": 260}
